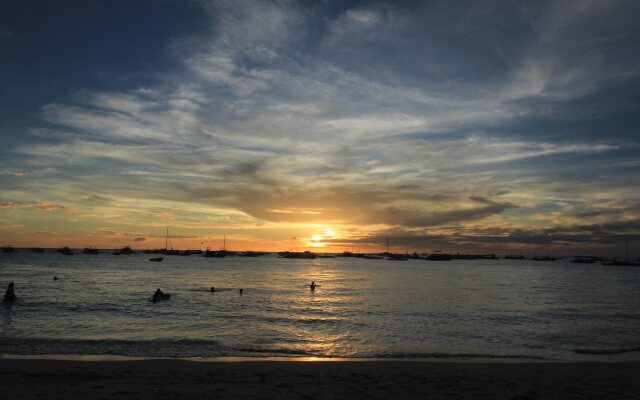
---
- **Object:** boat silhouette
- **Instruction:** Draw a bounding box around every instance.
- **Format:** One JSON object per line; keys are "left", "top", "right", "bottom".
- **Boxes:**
{"left": 426, "top": 251, "right": 452, "bottom": 261}
{"left": 278, "top": 251, "right": 316, "bottom": 259}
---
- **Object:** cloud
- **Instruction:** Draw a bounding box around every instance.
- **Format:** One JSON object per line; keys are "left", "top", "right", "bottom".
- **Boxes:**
{"left": 35, "top": 203, "right": 73, "bottom": 212}
{"left": 0, "top": 170, "right": 26, "bottom": 176}
{"left": 79, "top": 194, "right": 112, "bottom": 205}
{"left": 3, "top": 1, "right": 640, "bottom": 250}
{"left": 1, "top": 201, "right": 73, "bottom": 213}
{"left": 148, "top": 210, "right": 173, "bottom": 218}
{"left": 133, "top": 237, "right": 146, "bottom": 242}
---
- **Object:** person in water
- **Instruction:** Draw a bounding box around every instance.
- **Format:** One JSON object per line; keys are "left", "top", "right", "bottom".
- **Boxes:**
{"left": 210, "top": 286, "right": 215, "bottom": 292}
{"left": 310, "top": 281, "right": 317, "bottom": 290}
{"left": 4, "top": 282, "right": 16, "bottom": 303}
{"left": 152, "top": 288, "right": 164, "bottom": 302}
{"left": 239, "top": 288, "right": 243, "bottom": 295}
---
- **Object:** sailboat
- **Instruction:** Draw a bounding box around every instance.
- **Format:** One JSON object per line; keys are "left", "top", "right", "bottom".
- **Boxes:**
{"left": 602, "top": 237, "right": 639, "bottom": 266}
{"left": 204, "top": 235, "right": 229, "bottom": 257}
{"left": 425, "top": 250, "right": 452, "bottom": 261}
{"left": 385, "top": 235, "right": 409, "bottom": 260}
{"left": 162, "top": 229, "right": 180, "bottom": 255}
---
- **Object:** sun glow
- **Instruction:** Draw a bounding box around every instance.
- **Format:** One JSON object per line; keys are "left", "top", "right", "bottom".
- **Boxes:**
{"left": 305, "top": 228, "right": 339, "bottom": 249}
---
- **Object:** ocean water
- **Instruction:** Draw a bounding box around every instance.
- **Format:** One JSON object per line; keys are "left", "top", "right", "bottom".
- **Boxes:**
{"left": 1, "top": 252, "right": 640, "bottom": 360}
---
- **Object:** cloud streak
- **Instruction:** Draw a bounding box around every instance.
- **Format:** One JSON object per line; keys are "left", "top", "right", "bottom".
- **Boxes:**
{"left": 1, "top": 0, "right": 639, "bottom": 252}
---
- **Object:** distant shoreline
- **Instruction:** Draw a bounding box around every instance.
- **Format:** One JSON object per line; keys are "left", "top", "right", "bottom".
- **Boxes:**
{"left": 3, "top": 352, "right": 640, "bottom": 363}
{"left": 0, "top": 353, "right": 554, "bottom": 363}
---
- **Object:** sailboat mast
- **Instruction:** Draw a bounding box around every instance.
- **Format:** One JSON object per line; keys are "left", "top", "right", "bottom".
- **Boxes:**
{"left": 626, "top": 236, "right": 629, "bottom": 262}
{"left": 386, "top": 235, "right": 389, "bottom": 254}
{"left": 165, "top": 229, "right": 168, "bottom": 251}
{"left": 223, "top": 234, "right": 226, "bottom": 251}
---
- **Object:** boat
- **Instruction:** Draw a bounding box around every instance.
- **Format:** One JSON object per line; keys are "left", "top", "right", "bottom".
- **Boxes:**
{"left": 571, "top": 256, "right": 598, "bottom": 264}
{"left": 387, "top": 254, "right": 409, "bottom": 261}
{"left": 451, "top": 253, "right": 497, "bottom": 260}
{"left": 118, "top": 246, "right": 134, "bottom": 255}
{"left": 160, "top": 229, "right": 180, "bottom": 255}
{"left": 278, "top": 251, "right": 316, "bottom": 259}
{"left": 83, "top": 247, "right": 99, "bottom": 254}
{"left": 149, "top": 257, "right": 164, "bottom": 262}
{"left": 30, "top": 247, "right": 45, "bottom": 253}
{"left": 203, "top": 249, "right": 228, "bottom": 258}
{"left": 204, "top": 235, "right": 231, "bottom": 257}
{"left": 504, "top": 254, "right": 525, "bottom": 259}
{"left": 337, "top": 251, "right": 367, "bottom": 257}
{"left": 239, "top": 251, "right": 269, "bottom": 257}
{"left": 57, "top": 246, "right": 73, "bottom": 255}
{"left": 162, "top": 249, "right": 182, "bottom": 255}
{"left": 425, "top": 251, "right": 452, "bottom": 261}
{"left": 531, "top": 255, "right": 560, "bottom": 261}
{"left": 602, "top": 260, "right": 640, "bottom": 266}
{"left": 362, "top": 255, "right": 383, "bottom": 259}
{"left": 316, "top": 255, "right": 335, "bottom": 258}
{"left": 602, "top": 237, "right": 639, "bottom": 266}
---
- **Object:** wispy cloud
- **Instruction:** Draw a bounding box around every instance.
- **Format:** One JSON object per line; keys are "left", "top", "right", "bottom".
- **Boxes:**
{"left": 2, "top": 0, "right": 639, "bottom": 251}
{"left": 1, "top": 201, "right": 74, "bottom": 213}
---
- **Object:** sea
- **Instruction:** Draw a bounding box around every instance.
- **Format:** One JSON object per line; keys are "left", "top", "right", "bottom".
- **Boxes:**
{"left": 1, "top": 251, "right": 640, "bottom": 361}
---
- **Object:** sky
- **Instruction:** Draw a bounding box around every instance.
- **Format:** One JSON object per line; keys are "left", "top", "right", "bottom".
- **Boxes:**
{"left": 1, "top": 0, "right": 639, "bottom": 255}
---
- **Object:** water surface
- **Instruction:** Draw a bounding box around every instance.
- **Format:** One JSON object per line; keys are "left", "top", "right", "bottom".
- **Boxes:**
{"left": 1, "top": 252, "right": 639, "bottom": 360}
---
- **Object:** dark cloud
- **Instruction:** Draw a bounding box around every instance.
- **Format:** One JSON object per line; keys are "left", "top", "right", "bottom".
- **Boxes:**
{"left": 1, "top": 1, "right": 639, "bottom": 252}
{"left": 335, "top": 218, "right": 640, "bottom": 252}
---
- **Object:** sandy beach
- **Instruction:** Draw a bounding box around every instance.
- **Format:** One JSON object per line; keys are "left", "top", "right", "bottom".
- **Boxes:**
{"left": 0, "top": 358, "right": 639, "bottom": 399}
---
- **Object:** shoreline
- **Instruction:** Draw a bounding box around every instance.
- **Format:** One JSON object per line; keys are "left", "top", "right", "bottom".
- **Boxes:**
{"left": 1, "top": 353, "right": 556, "bottom": 363}
{"left": 3, "top": 350, "right": 640, "bottom": 363}
{"left": 1, "top": 358, "right": 639, "bottom": 399}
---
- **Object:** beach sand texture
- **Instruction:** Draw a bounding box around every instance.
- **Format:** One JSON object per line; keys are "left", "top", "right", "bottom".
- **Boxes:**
{"left": 1, "top": 359, "right": 639, "bottom": 399}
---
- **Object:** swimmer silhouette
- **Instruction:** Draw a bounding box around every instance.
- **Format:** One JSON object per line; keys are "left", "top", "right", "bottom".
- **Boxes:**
{"left": 3, "top": 282, "right": 16, "bottom": 303}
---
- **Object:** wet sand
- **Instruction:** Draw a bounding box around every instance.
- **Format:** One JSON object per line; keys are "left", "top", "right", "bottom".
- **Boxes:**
{"left": 0, "top": 358, "right": 638, "bottom": 399}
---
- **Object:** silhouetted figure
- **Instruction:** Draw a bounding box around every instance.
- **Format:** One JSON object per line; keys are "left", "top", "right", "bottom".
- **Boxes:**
{"left": 4, "top": 282, "right": 16, "bottom": 303}
{"left": 151, "top": 288, "right": 170, "bottom": 303}
{"left": 310, "top": 281, "right": 317, "bottom": 291}
{"left": 239, "top": 288, "right": 243, "bottom": 295}
{"left": 210, "top": 286, "right": 215, "bottom": 292}
{"left": 53, "top": 276, "right": 58, "bottom": 281}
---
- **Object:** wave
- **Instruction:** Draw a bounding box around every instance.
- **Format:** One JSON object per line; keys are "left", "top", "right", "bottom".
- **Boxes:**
{"left": 235, "top": 347, "right": 315, "bottom": 356}
{"left": 365, "top": 352, "right": 547, "bottom": 360}
{"left": 0, "top": 337, "right": 548, "bottom": 360}
{"left": 574, "top": 346, "right": 640, "bottom": 355}
{"left": 0, "top": 337, "right": 222, "bottom": 358}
